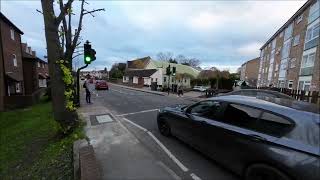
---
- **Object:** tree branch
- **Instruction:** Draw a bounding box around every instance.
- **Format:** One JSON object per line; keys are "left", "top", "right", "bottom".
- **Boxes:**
{"left": 83, "top": 8, "right": 105, "bottom": 17}
{"left": 71, "top": 0, "right": 85, "bottom": 51}
{"left": 72, "top": 53, "right": 83, "bottom": 60}
{"left": 36, "top": 9, "right": 43, "bottom": 14}
{"left": 55, "top": 0, "right": 74, "bottom": 25}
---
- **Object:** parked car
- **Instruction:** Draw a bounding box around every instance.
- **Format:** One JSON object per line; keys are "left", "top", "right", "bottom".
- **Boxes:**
{"left": 157, "top": 95, "right": 320, "bottom": 180}
{"left": 95, "top": 80, "right": 109, "bottom": 90}
{"left": 193, "top": 86, "right": 209, "bottom": 92}
{"left": 219, "top": 89, "right": 294, "bottom": 100}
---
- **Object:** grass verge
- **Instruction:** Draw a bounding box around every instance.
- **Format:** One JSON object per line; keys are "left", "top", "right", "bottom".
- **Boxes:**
{"left": 0, "top": 99, "right": 85, "bottom": 179}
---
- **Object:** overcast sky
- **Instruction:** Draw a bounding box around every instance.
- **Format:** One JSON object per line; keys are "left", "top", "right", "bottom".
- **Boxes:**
{"left": 1, "top": 0, "right": 307, "bottom": 72}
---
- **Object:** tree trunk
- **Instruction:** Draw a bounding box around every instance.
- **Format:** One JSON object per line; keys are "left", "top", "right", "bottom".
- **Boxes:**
{"left": 41, "top": 0, "right": 76, "bottom": 131}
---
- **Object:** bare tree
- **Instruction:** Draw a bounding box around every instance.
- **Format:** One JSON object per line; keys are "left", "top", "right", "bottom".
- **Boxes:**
{"left": 41, "top": 0, "right": 104, "bottom": 132}
{"left": 174, "top": 54, "right": 186, "bottom": 63}
{"left": 156, "top": 52, "right": 174, "bottom": 62}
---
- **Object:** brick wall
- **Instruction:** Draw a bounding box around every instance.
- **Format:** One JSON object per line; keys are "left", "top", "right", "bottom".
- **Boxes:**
{"left": 0, "top": 19, "right": 24, "bottom": 95}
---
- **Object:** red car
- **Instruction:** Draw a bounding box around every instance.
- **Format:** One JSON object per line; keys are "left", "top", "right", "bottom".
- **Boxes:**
{"left": 95, "top": 80, "right": 109, "bottom": 90}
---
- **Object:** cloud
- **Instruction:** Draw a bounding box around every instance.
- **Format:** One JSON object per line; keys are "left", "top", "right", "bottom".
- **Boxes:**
{"left": 1, "top": 0, "right": 307, "bottom": 72}
{"left": 236, "top": 42, "right": 263, "bottom": 57}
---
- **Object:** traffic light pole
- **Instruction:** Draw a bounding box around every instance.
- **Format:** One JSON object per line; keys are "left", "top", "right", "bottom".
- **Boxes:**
{"left": 75, "top": 64, "right": 89, "bottom": 107}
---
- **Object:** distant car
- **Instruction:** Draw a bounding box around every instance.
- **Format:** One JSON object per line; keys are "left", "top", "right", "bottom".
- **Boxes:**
{"left": 157, "top": 95, "right": 320, "bottom": 180}
{"left": 193, "top": 86, "right": 208, "bottom": 92}
{"left": 219, "top": 89, "right": 294, "bottom": 100}
{"left": 95, "top": 80, "right": 109, "bottom": 90}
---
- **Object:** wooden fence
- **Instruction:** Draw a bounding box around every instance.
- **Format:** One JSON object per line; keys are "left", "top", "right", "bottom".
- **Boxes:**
{"left": 258, "top": 87, "right": 320, "bottom": 105}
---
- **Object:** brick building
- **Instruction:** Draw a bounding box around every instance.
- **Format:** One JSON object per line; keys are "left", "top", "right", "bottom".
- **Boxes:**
{"left": 22, "top": 43, "right": 49, "bottom": 95}
{"left": 0, "top": 12, "right": 24, "bottom": 111}
{"left": 240, "top": 57, "right": 260, "bottom": 87}
{"left": 257, "top": 0, "right": 319, "bottom": 91}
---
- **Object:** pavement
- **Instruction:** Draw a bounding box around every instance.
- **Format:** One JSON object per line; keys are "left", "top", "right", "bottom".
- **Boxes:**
{"left": 109, "top": 83, "right": 204, "bottom": 102}
{"left": 77, "top": 83, "right": 239, "bottom": 180}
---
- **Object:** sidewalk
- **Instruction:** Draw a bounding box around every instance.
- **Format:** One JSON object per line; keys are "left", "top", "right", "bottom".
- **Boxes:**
{"left": 110, "top": 83, "right": 203, "bottom": 102}
{"left": 77, "top": 100, "right": 178, "bottom": 180}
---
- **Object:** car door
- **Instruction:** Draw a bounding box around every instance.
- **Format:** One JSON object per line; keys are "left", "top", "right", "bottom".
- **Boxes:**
{"left": 171, "top": 101, "right": 217, "bottom": 147}
{"left": 203, "top": 103, "right": 280, "bottom": 173}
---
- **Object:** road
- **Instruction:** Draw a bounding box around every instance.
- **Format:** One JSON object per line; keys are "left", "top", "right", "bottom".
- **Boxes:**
{"left": 90, "top": 83, "right": 239, "bottom": 180}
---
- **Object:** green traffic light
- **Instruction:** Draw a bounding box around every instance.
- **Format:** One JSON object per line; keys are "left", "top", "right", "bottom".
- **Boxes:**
{"left": 85, "top": 56, "right": 91, "bottom": 62}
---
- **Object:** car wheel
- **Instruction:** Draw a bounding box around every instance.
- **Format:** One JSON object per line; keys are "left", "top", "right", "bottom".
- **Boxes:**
{"left": 245, "top": 164, "right": 291, "bottom": 180}
{"left": 158, "top": 119, "right": 171, "bottom": 137}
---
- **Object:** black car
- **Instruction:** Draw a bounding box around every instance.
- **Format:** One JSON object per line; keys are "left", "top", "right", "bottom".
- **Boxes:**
{"left": 157, "top": 95, "right": 320, "bottom": 180}
{"left": 219, "top": 89, "right": 294, "bottom": 100}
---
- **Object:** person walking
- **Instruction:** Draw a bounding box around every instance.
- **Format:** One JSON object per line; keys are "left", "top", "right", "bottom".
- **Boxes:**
{"left": 177, "top": 84, "right": 184, "bottom": 97}
{"left": 83, "top": 80, "right": 91, "bottom": 104}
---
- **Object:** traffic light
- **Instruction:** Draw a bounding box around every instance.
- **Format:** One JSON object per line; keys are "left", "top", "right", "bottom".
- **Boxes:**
{"left": 84, "top": 41, "right": 96, "bottom": 64}
{"left": 166, "top": 65, "right": 171, "bottom": 75}
{"left": 172, "top": 67, "right": 176, "bottom": 76}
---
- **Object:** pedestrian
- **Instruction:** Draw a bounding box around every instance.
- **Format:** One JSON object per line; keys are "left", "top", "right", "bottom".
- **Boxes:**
{"left": 83, "top": 80, "right": 91, "bottom": 104}
{"left": 177, "top": 85, "right": 184, "bottom": 97}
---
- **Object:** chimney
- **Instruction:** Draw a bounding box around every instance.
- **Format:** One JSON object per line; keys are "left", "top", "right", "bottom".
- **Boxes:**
{"left": 32, "top": 51, "right": 36, "bottom": 57}
{"left": 28, "top": 47, "right": 31, "bottom": 54}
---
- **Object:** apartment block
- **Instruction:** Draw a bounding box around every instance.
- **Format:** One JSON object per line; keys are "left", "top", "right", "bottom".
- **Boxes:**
{"left": 257, "top": 0, "right": 319, "bottom": 91}
{"left": 240, "top": 57, "right": 260, "bottom": 87}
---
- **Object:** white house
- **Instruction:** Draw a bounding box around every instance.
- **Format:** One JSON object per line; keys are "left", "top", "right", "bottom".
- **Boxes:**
{"left": 123, "top": 56, "right": 200, "bottom": 89}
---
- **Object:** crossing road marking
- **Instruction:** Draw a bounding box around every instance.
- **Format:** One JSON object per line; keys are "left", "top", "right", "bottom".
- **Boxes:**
{"left": 116, "top": 109, "right": 159, "bottom": 116}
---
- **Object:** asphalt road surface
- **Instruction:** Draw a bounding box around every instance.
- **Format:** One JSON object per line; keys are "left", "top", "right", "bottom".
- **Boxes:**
{"left": 90, "top": 83, "right": 239, "bottom": 180}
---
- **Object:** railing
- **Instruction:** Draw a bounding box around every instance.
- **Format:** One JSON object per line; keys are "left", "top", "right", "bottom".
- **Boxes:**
{"left": 258, "top": 87, "right": 320, "bottom": 105}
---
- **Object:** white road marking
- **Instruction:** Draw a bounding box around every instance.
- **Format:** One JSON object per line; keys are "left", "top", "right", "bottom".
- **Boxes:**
{"left": 121, "top": 115, "right": 203, "bottom": 179}
{"left": 122, "top": 118, "right": 148, "bottom": 132}
{"left": 190, "top": 173, "right": 202, "bottom": 180}
{"left": 116, "top": 109, "right": 159, "bottom": 116}
{"left": 147, "top": 131, "right": 189, "bottom": 172}
{"left": 156, "top": 161, "right": 181, "bottom": 180}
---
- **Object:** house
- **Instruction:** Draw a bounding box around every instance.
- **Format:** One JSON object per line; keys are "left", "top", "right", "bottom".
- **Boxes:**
{"left": 80, "top": 69, "right": 109, "bottom": 80}
{"left": 257, "top": 0, "right": 319, "bottom": 91}
{"left": 123, "top": 69, "right": 158, "bottom": 87}
{"left": 123, "top": 56, "right": 200, "bottom": 89}
{"left": 240, "top": 57, "right": 260, "bottom": 87}
{"left": 21, "top": 43, "right": 49, "bottom": 95}
{"left": 0, "top": 12, "right": 24, "bottom": 111}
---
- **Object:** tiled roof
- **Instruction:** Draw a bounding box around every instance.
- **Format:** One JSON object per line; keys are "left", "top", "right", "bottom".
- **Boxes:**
{"left": 127, "top": 56, "right": 151, "bottom": 69}
{"left": 124, "top": 69, "right": 157, "bottom": 77}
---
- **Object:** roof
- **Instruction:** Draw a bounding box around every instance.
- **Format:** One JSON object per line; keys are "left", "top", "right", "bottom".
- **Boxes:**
{"left": 149, "top": 60, "right": 200, "bottom": 78}
{"left": 127, "top": 56, "right": 151, "bottom": 69}
{"left": 0, "top": 12, "right": 23, "bottom": 34}
{"left": 241, "top": 57, "right": 260, "bottom": 66}
{"left": 260, "top": 0, "right": 314, "bottom": 50}
{"left": 124, "top": 69, "right": 157, "bottom": 77}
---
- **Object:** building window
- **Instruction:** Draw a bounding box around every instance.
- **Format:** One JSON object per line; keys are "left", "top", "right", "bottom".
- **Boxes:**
{"left": 284, "top": 23, "right": 293, "bottom": 40}
{"left": 10, "top": 29, "right": 15, "bottom": 40}
{"left": 39, "top": 79, "right": 47, "bottom": 88}
{"left": 279, "top": 59, "right": 288, "bottom": 78}
{"left": 155, "top": 78, "right": 158, "bottom": 82}
{"left": 163, "top": 77, "right": 167, "bottom": 82}
{"left": 151, "top": 78, "right": 153, "bottom": 82}
{"left": 301, "top": 53, "right": 316, "bottom": 68}
{"left": 290, "top": 58, "right": 296, "bottom": 68}
{"left": 13, "top": 54, "right": 17, "bottom": 67}
{"left": 298, "top": 81, "right": 311, "bottom": 91}
{"left": 38, "top": 62, "right": 40, "bottom": 67}
{"left": 172, "top": 78, "right": 174, "bottom": 83}
{"left": 288, "top": 80, "right": 294, "bottom": 89}
{"left": 281, "top": 39, "right": 291, "bottom": 59}
{"left": 15, "top": 83, "right": 21, "bottom": 93}
{"left": 296, "top": 15, "right": 303, "bottom": 24}
{"left": 308, "top": 0, "right": 319, "bottom": 23}
{"left": 184, "top": 79, "right": 187, "bottom": 83}
{"left": 305, "top": 22, "right": 319, "bottom": 44}
{"left": 293, "top": 34, "right": 300, "bottom": 46}
{"left": 272, "top": 39, "right": 276, "bottom": 49}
